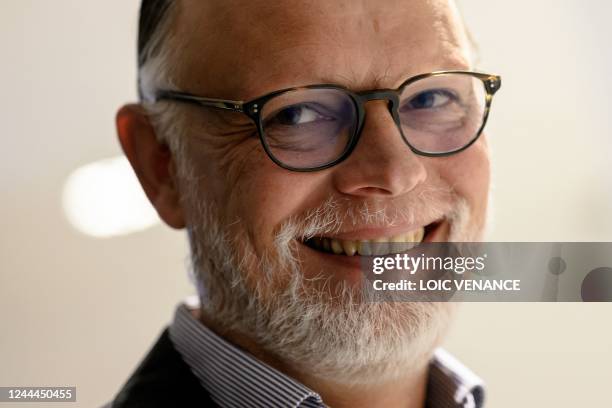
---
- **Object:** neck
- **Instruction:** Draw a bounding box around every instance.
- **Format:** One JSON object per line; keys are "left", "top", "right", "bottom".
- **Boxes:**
{"left": 196, "top": 308, "right": 430, "bottom": 408}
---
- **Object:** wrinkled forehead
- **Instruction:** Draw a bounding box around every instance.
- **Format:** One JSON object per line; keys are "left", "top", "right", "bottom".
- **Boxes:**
{"left": 170, "top": 0, "right": 471, "bottom": 98}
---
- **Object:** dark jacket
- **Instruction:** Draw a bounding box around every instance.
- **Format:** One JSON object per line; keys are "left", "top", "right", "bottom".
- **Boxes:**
{"left": 111, "top": 328, "right": 217, "bottom": 407}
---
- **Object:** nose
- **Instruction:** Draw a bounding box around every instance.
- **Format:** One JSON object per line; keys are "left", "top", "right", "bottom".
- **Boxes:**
{"left": 332, "top": 100, "right": 427, "bottom": 198}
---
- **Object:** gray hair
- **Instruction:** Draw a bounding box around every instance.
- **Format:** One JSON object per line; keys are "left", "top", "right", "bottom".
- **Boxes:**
{"left": 137, "top": 1, "right": 199, "bottom": 186}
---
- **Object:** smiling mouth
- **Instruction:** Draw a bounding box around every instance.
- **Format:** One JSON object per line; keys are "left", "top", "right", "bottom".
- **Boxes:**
{"left": 303, "top": 221, "right": 442, "bottom": 256}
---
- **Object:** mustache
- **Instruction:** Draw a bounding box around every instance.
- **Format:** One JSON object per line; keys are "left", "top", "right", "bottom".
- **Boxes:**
{"left": 275, "top": 182, "right": 459, "bottom": 245}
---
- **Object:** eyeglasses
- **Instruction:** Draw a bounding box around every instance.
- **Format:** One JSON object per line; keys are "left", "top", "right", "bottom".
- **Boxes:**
{"left": 154, "top": 70, "right": 501, "bottom": 172}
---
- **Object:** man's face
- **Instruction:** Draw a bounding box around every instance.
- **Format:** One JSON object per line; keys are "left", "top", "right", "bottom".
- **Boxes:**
{"left": 162, "top": 0, "right": 489, "bottom": 380}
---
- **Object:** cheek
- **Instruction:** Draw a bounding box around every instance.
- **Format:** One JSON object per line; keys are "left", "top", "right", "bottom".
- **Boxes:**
{"left": 437, "top": 138, "right": 490, "bottom": 218}
{"left": 196, "top": 139, "right": 330, "bottom": 254}
{"left": 234, "top": 168, "right": 332, "bottom": 254}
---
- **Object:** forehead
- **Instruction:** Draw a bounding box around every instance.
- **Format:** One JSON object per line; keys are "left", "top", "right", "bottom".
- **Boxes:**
{"left": 171, "top": 0, "right": 471, "bottom": 98}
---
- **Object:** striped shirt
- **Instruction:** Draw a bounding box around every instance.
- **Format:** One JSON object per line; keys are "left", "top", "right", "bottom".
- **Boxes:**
{"left": 169, "top": 301, "right": 485, "bottom": 408}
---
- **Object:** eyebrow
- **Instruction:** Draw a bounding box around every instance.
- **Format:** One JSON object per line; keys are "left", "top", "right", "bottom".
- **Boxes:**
{"left": 308, "top": 59, "right": 473, "bottom": 92}
{"left": 193, "top": 50, "right": 474, "bottom": 103}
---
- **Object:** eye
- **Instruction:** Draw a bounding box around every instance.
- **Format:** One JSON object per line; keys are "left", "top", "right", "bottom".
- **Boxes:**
{"left": 267, "top": 103, "right": 332, "bottom": 126}
{"left": 403, "top": 89, "right": 455, "bottom": 110}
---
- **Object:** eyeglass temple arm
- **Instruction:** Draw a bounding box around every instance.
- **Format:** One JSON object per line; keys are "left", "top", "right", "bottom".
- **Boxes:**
{"left": 154, "top": 90, "right": 245, "bottom": 113}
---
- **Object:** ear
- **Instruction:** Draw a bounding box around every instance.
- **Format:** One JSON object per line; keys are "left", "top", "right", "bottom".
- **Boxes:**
{"left": 116, "top": 104, "right": 186, "bottom": 229}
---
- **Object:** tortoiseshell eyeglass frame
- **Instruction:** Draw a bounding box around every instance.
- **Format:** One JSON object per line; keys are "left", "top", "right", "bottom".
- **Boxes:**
{"left": 154, "top": 70, "right": 502, "bottom": 172}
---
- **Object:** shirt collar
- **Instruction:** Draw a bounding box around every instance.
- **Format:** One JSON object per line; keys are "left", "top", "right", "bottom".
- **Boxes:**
{"left": 427, "top": 349, "right": 485, "bottom": 408}
{"left": 169, "top": 300, "right": 484, "bottom": 408}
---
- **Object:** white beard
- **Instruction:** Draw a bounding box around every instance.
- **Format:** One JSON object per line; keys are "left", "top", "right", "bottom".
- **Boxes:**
{"left": 183, "top": 180, "right": 478, "bottom": 386}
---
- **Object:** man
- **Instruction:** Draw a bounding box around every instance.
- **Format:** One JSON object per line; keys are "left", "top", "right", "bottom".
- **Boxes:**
{"left": 110, "top": 0, "right": 500, "bottom": 406}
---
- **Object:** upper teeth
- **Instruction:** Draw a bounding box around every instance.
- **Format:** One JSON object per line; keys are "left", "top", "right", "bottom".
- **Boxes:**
{"left": 308, "top": 228, "right": 425, "bottom": 256}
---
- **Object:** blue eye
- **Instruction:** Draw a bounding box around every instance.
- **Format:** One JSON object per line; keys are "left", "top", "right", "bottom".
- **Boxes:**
{"left": 405, "top": 89, "right": 454, "bottom": 110}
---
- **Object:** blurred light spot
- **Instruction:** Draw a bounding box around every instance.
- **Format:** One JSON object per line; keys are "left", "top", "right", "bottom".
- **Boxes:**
{"left": 62, "top": 156, "right": 159, "bottom": 237}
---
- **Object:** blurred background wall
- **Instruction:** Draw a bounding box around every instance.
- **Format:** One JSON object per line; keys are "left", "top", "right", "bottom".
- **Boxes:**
{"left": 1, "top": 1, "right": 611, "bottom": 407}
